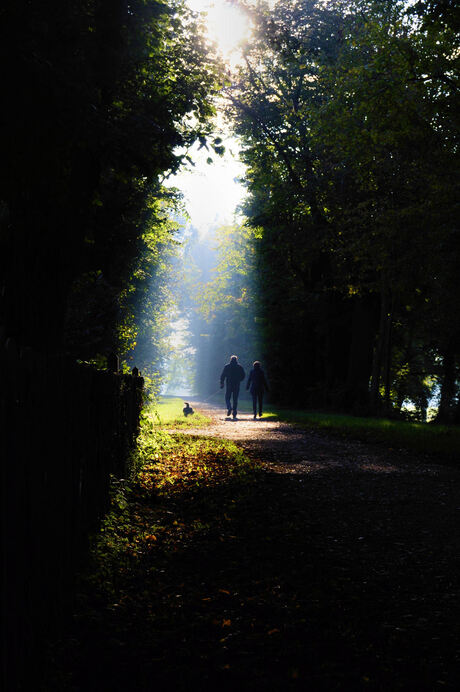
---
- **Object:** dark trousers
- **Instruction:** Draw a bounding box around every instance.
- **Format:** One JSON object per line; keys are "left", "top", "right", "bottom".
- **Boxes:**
{"left": 252, "top": 390, "right": 264, "bottom": 415}
{"left": 225, "top": 385, "right": 240, "bottom": 416}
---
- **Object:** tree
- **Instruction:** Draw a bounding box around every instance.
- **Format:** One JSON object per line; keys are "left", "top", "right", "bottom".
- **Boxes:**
{"left": 0, "top": 0, "right": 223, "bottom": 365}
{"left": 180, "top": 223, "right": 260, "bottom": 398}
{"left": 227, "top": 0, "right": 459, "bottom": 416}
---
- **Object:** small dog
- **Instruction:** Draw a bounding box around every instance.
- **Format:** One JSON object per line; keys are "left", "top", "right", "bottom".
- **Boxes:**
{"left": 183, "top": 402, "right": 194, "bottom": 417}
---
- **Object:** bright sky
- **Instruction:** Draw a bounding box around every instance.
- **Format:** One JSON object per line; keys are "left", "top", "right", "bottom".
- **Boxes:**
{"left": 187, "top": 0, "right": 251, "bottom": 66}
{"left": 169, "top": 138, "right": 247, "bottom": 235}
{"left": 165, "top": 0, "right": 252, "bottom": 235}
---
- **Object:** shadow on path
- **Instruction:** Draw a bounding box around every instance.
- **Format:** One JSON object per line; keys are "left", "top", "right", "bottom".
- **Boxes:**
{"left": 45, "top": 406, "right": 460, "bottom": 691}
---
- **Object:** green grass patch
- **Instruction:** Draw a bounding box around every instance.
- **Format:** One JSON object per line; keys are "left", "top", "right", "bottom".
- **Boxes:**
{"left": 88, "top": 413, "right": 258, "bottom": 598}
{"left": 261, "top": 406, "right": 460, "bottom": 459}
{"left": 149, "top": 396, "right": 212, "bottom": 429}
{"left": 157, "top": 393, "right": 458, "bottom": 459}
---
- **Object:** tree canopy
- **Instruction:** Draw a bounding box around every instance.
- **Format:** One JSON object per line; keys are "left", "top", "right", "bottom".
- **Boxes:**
{"left": 0, "top": 0, "right": 223, "bottom": 365}
{"left": 223, "top": 0, "right": 459, "bottom": 420}
{"left": 1, "top": 0, "right": 458, "bottom": 420}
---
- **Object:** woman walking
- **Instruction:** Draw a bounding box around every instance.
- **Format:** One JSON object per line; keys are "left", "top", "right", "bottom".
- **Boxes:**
{"left": 246, "top": 361, "right": 269, "bottom": 419}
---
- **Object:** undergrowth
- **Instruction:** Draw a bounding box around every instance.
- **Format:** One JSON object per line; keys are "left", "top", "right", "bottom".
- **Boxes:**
{"left": 86, "top": 415, "right": 258, "bottom": 600}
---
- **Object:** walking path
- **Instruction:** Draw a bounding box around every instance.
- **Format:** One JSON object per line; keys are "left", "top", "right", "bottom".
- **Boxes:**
{"left": 47, "top": 403, "right": 460, "bottom": 691}
{"left": 164, "top": 402, "right": 460, "bottom": 690}
{"left": 182, "top": 402, "right": 450, "bottom": 477}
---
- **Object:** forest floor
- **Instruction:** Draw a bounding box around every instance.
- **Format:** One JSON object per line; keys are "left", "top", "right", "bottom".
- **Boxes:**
{"left": 45, "top": 403, "right": 460, "bottom": 691}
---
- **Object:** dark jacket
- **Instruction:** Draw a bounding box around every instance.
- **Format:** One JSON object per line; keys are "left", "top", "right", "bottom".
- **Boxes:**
{"left": 246, "top": 367, "right": 268, "bottom": 394}
{"left": 220, "top": 361, "right": 245, "bottom": 389}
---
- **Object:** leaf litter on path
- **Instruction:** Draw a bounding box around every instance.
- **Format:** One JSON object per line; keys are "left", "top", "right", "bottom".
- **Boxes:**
{"left": 44, "top": 404, "right": 460, "bottom": 691}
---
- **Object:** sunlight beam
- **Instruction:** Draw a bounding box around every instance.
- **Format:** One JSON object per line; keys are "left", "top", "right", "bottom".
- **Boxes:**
{"left": 186, "top": 0, "right": 251, "bottom": 67}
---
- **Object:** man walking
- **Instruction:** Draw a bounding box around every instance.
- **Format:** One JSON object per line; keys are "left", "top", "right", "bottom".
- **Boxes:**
{"left": 220, "top": 355, "right": 245, "bottom": 419}
{"left": 246, "top": 360, "right": 269, "bottom": 419}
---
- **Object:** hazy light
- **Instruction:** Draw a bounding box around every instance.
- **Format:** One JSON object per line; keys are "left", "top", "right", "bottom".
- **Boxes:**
{"left": 167, "top": 139, "right": 246, "bottom": 235}
{"left": 161, "top": 2, "right": 251, "bottom": 236}
{"left": 161, "top": 1, "right": 252, "bottom": 395}
{"left": 187, "top": 0, "right": 251, "bottom": 66}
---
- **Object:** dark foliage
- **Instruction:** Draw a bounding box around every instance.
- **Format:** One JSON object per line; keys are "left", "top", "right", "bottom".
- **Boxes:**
{"left": 0, "top": 2, "right": 221, "bottom": 688}
{"left": 227, "top": 0, "right": 460, "bottom": 419}
{"left": 0, "top": 0, "right": 221, "bottom": 358}
{"left": 1, "top": 339, "right": 144, "bottom": 690}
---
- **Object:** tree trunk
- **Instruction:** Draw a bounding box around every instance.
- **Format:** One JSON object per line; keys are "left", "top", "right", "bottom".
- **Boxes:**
{"left": 383, "top": 300, "right": 393, "bottom": 416}
{"left": 453, "top": 391, "right": 460, "bottom": 425}
{"left": 346, "top": 294, "right": 379, "bottom": 413}
{"left": 370, "top": 278, "right": 389, "bottom": 414}
{"left": 436, "top": 349, "right": 457, "bottom": 424}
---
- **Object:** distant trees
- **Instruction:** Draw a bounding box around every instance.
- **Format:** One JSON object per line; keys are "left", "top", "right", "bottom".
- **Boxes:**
{"left": 180, "top": 224, "right": 260, "bottom": 398}
{"left": 226, "top": 0, "right": 459, "bottom": 419}
{"left": 2, "top": 0, "right": 457, "bottom": 419}
{"left": 0, "top": 0, "right": 222, "bottom": 371}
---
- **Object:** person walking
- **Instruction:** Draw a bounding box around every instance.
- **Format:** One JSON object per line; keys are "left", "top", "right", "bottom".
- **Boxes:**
{"left": 246, "top": 360, "right": 269, "bottom": 419}
{"left": 220, "top": 355, "right": 245, "bottom": 419}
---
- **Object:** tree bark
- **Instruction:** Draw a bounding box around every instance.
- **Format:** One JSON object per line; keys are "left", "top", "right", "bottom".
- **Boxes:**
{"left": 346, "top": 294, "right": 379, "bottom": 412}
{"left": 383, "top": 299, "right": 394, "bottom": 416}
{"left": 369, "top": 278, "right": 389, "bottom": 414}
{"left": 436, "top": 349, "right": 457, "bottom": 424}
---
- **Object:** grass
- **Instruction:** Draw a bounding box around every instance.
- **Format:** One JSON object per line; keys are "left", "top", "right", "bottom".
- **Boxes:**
{"left": 79, "top": 417, "right": 260, "bottom": 603}
{"left": 183, "top": 391, "right": 459, "bottom": 460}
{"left": 262, "top": 407, "right": 460, "bottom": 460}
{"left": 149, "top": 396, "right": 212, "bottom": 429}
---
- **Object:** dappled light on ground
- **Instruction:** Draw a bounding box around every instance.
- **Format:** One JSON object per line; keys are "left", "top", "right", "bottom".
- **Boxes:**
{"left": 44, "top": 403, "right": 460, "bottom": 691}
{"left": 170, "top": 404, "right": 445, "bottom": 479}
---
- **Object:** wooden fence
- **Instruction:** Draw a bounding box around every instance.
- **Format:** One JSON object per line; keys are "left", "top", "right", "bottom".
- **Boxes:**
{"left": 0, "top": 338, "right": 144, "bottom": 689}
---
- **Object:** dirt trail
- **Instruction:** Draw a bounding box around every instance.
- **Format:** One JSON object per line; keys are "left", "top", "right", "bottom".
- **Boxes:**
{"left": 47, "top": 403, "right": 460, "bottom": 691}
{"left": 181, "top": 402, "right": 447, "bottom": 477}
{"left": 161, "top": 402, "right": 460, "bottom": 689}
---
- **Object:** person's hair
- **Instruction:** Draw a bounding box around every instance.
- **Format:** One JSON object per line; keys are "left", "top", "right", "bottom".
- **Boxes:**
{"left": 253, "top": 360, "right": 261, "bottom": 368}
{"left": 230, "top": 355, "right": 238, "bottom": 362}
